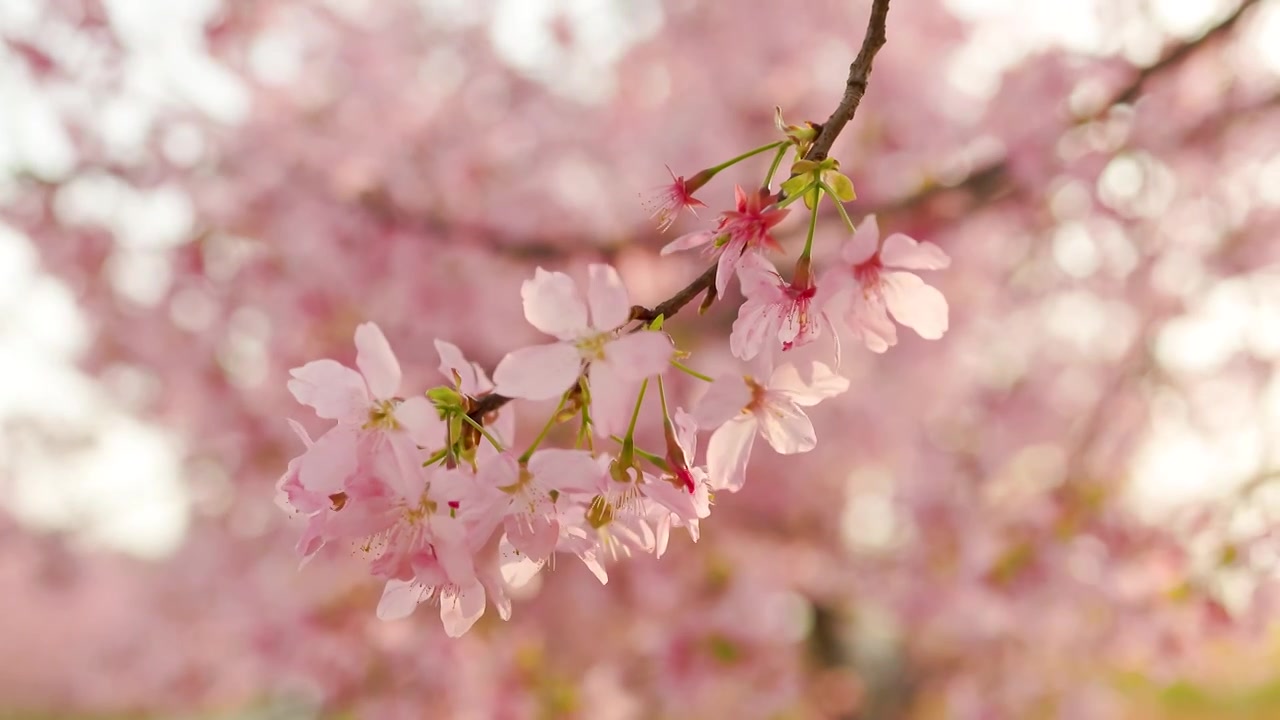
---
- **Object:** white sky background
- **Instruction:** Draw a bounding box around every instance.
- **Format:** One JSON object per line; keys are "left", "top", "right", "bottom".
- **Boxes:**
{"left": 0, "top": 0, "right": 1277, "bottom": 558}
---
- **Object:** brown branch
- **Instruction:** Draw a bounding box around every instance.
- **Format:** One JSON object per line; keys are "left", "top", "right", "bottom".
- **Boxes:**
{"left": 807, "top": 0, "right": 891, "bottom": 163}
{"left": 471, "top": 0, "right": 895, "bottom": 422}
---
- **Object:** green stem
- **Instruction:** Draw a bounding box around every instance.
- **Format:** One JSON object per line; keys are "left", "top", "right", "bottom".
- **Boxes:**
{"left": 800, "top": 193, "right": 820, "bottom": 261}
{"left": 609, "top": 436, "right": 671, "bottom": 471}
{"left": 820, "top": 181, "right": 858, "bottom": 232}
{"left": 459, "top": 412, "right": 506, "bottom": 453}
{"left": 670, "top": 359, "right": 714, "bottom": 383}
{"left": 762, "top": 145, "right": 789, "bottom": 191}
{"left": 520, "top": 392, "right": 569, "bottom": 463}
{"left": 705, "top": 141, "right": 785, "bottom": 175}
{"left": 625, "top": 379, "right": 649, "bottom": 440}
{"left": 657, "top": 375, "right": 671, "bottom": 419}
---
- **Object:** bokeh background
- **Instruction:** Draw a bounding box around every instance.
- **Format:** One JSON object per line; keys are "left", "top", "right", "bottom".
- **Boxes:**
{"left": 3, "top": 0, "right": 1280, "bottom": 718}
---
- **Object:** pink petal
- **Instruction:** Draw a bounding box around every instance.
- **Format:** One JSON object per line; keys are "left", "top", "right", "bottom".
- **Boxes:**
{"left": 522, "top": 268, "right": 588, "bottom": 340}
{"left": 587, "top": 361, "right": 632, "bottom": 439}
{"left": 604, "top": 331, "right": 673, "bottom": 381}
{"left": 499, "top": 535, "right": 546, "bottom": 588}
{"left": 842, "top": 214, "right": 880, "bottom": 264}
{"left": 693, "top": 375, "right": 751, "bottom": 429}
{"left": 768, "top": 361, "right": 849, "bottom": 407}
{"left": 395, "top": 395, "right": 444, "bottom": 448}
{"left": 385, "top": 431, "right": 430, "bottom": 500}
{"left": 736, "top": 252, "right": 782, "bottom": 297}
{"left": 287, "top": 359, "right": 369, "bottom": 422}
{"left": 715, "top": 240, "right": 742, "bottom": 297}
{"left": 756, "top": 397, "right": 816, "bottom": 455}
{"left": 674, "top": 408, "right": 698, "bottom": 458}
{"left": 586, "top": 264, "right": 631, "bottom": 332}
{"left": 660, "top": 229, "right": 715, "bottom": 256}
{"left": 730, "top": 299, "right": 778, "bottom": 361}
{"left": 529, "top": 448, "right": 601, "bottom": 493}
{"left": 376, "top": 579, "right": 430, "bottom": 621}
{"left": 492, "top": 342, "right": 581, "bottom": 400}
{"left": 505, "top": 514, "right": 558, "bottom": 562}
{"left": 882, "top": 271, "right": 949, "bottom": 340}
{"left": 434, "top": 339, "right": 492, "bottom": 396}
{"left": 706, "top": 416, "right": 756, "bottom": 492}
{"left": 881, "top": 233, "right": 951, "bottom": 271}
{"left": 847, "top": 291, "right": 897, "bottom": 353}
{"left": 440, "top": 582, "right": 487, "bottom": 637}
{"left": 299, "top": 426, "right": 357, "bottom": 495}
{"left": 355, "top": 322, "right": 402, "bottom": 400}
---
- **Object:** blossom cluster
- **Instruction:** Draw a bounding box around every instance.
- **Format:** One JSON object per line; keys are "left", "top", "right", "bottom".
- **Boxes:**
{"left": 277, "top": 119, "right": 951, "bottom": 636}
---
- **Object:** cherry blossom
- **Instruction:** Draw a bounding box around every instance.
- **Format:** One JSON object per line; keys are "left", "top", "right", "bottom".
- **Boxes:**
{"left": 286, "top": 323, "right": 444, "bottom": 498}
{"left": 660, "top": 185, "right": 791, "bottom": 296}
{"left": 694, "top": 361, "right": 849, "bottom": 492}
{"left": 827, "top": 215, "right": 951, "bottom": 353}
{"left": 643, "top": 165, "right": 710, "bottom": 232}
{"left": 731, "top": 253, "right": 840, "bottom": 361}
{"left": 492, "top": 264, "right": 673, "bottom": 436}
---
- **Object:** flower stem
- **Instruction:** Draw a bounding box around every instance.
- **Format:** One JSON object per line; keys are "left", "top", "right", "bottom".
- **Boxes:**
{"left": 520, "top": 392, "right": 569, "bottom": 463}
{"left": 820, "top": 181, "right": 858, "bottom": 232}
{"left": 625, "top": 379, "right": 649, "bottom": 440}
{"left": 705, "top": 141, "right": 785, "bottom": 176}
{"left": 800, "top": 193, "right": 821, "bottom": 261}
{"left": 670, "top": 359, "right": 714, "bottom": 383}
{"left": 609, "top": 435, "right": 671, "bottom": 471}
{"left": 459, "top": 411, "right": 505, "bottom": 453}
{"left": 762, "top": 145, "right": 789, "bottom": 191}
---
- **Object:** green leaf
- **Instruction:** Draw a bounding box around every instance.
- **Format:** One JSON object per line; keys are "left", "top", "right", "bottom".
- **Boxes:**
{"left": 827, "top": 171, "right": 856, "bottom": 201}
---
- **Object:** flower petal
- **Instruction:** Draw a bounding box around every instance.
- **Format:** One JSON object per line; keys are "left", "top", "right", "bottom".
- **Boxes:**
{"left": 660, "top": 229, "right": 716, "bottom": 256}
{"left": 706, "top": 416, "right": 757, "bottom": 492}
{"left": 394, "top": 395, "right": 444, "bottom": 448}
{"left": 588, "top": 361, "right": 632, "bottom": 439}
{"left": 769, "top": 362, "right": 849, "bottom": 407}
{"left": 505, "top": 514, "right": 558, "bottom": 563}
{"left": 842, "top": 214, "right": 880, "bottom": 265}
{"left": 500, "top": 535, "right": 546, "bottom": 588}
{"left": 434, "top": 339, "right": 492, "bottom": 396}
{"left": 376, "top": 579, "right": 430, "bottom": 621}
{"left": 693, "top": 375, "right": 751, "bottom": 429}
{"left": 355, "top": 322, "right": 402, "bottom": 400}
{"left": 756, "top": 397, "right": 816, "bottom": 455}
{"left": 586, "top": 264, "right": 631, "bottom": 332}
{"left": 881, "top": 233, "right": 950, "bottom": 270}
{"left": 605, "top": 331, "right": 673, "bottom": 381}
{"left": 287, "top": 359, "right": 368, "bottom": 422}
{"left": 492, "top": 342, "right": 581, "bottom": 400}
{"left": 529, "top": 448, "right": 601, "bottom": 494}
{"left": 299, "top": 426, "right": 358, "bottom": 495}
{"left": 730, "top": 299, "right": 777, "bottom": 361}
{"left": 883, "top": 271, "right": 949, "bottom": 340}
{"left": 439, "top": 582, "right": 486, "bottom": 637}
{"left": 522, "top": 268, "right": 588, "bottom": 340}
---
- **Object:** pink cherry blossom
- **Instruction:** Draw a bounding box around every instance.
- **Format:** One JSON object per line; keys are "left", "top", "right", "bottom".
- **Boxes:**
{"left": 660, "top": 185, "right": 791, "bottom": 297}
{"left": 286, "top": 323, "right": 444, "bottom": 496}
{"left": 643, "top": 165, "right": 710, "bottom": 232}
{"left": 828, "top": 215, "right": 951, "bottom": 353}
{"left": 731, "top": 253, "right": 841, "bottom": 361}
{"left": 492, "top": 264, "right": 673, "bottom": 436}
{"left": 478, "top": 448, "right": 600, "bottom": 567}
{"left": 694, "top": 361, "right": 849, "bottom": 492}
